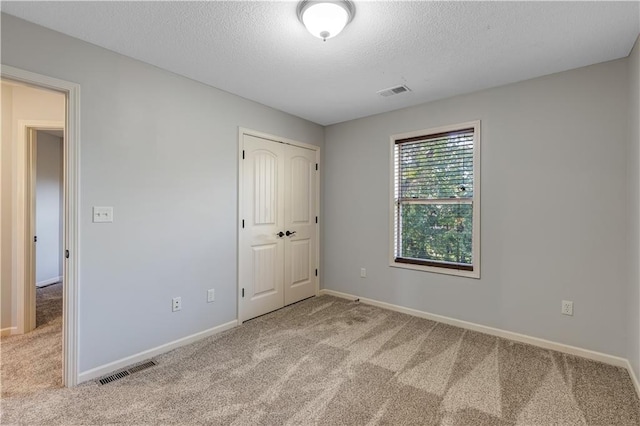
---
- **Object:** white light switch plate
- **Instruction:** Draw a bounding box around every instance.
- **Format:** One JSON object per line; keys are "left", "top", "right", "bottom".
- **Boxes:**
{"left": 93, "top": 206, "right": 114, "bottom": 223}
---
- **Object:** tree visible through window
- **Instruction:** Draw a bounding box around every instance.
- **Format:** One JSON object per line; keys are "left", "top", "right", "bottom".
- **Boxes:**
{"left": 392, "top": 121, "right": 480, "bottom": 276}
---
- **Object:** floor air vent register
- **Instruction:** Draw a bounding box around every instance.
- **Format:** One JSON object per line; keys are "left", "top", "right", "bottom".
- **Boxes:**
{"left": 97, "top": 360, "right": 158, "bottom": 385}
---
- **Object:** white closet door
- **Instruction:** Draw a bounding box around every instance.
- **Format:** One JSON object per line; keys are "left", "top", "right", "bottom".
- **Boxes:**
{"left": 240, "top": 133, "right": 318, "bottom": 321}
{"left": 283, "top": 144, "right": 317, "bottom": 305}
{"left": 240, "top": 135, "right": 286, "bottom": 321}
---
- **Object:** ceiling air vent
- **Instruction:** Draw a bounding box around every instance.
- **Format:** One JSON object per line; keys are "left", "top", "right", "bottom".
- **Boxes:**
{"left": 377, "top": 85, "right": 411, "bottom": 97}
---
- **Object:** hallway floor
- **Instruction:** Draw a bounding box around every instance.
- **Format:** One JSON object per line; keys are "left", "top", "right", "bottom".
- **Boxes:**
{"left": 0, "top": 282, "right": 62, "bottom": 397}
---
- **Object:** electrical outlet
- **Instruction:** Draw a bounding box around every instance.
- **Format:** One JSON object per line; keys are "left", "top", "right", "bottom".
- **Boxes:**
{"left": 92, "top": 206, "right": 114, "bottom": 223}
{"left": 561, "top": 300, "right": 573, "bottom": 316}
{"left": 207, "top": 289, "right": 215, "bottom": 303}
{"left": 360, "top": 268, "right": 367, "bottom": 278}
{"left": 172, "top": 297, "right": 182, "bottom": 312}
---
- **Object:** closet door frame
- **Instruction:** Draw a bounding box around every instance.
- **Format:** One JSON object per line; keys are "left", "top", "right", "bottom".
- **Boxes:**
{"left": 237, "top": 128, "right": 320, "bottom": 323}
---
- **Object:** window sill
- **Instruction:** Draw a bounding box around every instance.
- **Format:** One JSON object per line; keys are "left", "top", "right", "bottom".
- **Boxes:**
{"left": 389, "top": 260, "right": 480, "bottom": 279}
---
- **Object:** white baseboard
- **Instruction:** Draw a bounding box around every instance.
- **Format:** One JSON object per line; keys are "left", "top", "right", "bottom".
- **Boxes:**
{"left": 1, "top": 326, "right": 17, "bottom": 337}
{"left": 78, "top": 319, "right": 238, "bottom": 384}
{"left": 320, "top": 289, "right": 629, "bottom": 369}
{"left": 36, "top": 276, "right": 62, "bottom": 287}
{"left": 627, "top": 360, "right": 640, "bottom": 399}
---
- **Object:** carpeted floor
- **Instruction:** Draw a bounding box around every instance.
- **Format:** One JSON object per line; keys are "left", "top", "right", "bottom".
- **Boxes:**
{"left": 1, "top": 282, "right": 63, "bottom": 398}
{"left": 1, "top": 292, "right": 639, "bottom": 425}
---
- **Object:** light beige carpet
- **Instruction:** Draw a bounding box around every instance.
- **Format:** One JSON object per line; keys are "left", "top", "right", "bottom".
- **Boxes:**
{"left": 1, "top": 282, "right": 63, "bottom": 398}
{"left": 1, "top": 292, "right": 639, "bottom": 425}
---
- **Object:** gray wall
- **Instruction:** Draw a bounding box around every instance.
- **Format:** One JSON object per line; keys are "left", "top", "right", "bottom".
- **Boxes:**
{"left": 35, "top": 131, "right": 63, "bottom": 286}
{"left": 1, "top": 14, "right": 324, "bottom": 373}
{"left": 324, "top": 59, "right": 629, "bottom": 357}
{"left": 628, "top": 35, "right": 640, "bottom": 379}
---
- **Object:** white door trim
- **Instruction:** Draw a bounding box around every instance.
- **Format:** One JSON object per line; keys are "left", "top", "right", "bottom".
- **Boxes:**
{"left": 2, "top": 64, "right": 81, "bottom": 387}
{"left": 237, "top": 127, "right": 320, "bottom": 323}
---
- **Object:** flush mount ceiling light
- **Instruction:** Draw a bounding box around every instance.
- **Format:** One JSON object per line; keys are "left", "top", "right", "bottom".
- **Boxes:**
{"left": 297, "top": 1, "right": 355, "bottom": 41}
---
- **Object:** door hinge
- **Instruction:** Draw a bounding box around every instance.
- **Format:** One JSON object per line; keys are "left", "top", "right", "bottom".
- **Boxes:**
{"left": 242, "top": 150, "right": 245, "bottom": 159}
{"left": 315, "top": 216, "right": 318, "bottom": 224}
{"left": 34, "top": 235, "right": 37, "bottom": 243}
{"left": 315, "top": 163, "right": 318, "bottom": 171}
{"left": 315, "top": 269, "right": 318, "bottom": 276}
{"left": 65, "top": 250, "right": 69, "bottom": 259}
{"left": 242, "top": 219, "right": 245, "bottom": 228}
{"left": 242, "top": 288, "right": 245, "bottom": 298}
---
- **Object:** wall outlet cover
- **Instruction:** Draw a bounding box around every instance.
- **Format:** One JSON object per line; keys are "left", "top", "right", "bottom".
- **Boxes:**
{"left": 172, "top": 297, "right": 182, "bottom": 312}
{"left": 93, "top": 206, "right": 114, "bottom": 223}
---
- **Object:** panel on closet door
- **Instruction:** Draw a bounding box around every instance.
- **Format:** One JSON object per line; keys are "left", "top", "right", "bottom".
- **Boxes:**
{"left": 253, "top": 152, "right": 277, "bottom": 225}
{"left": 290, "top": 239, "right": 311, "bottom": 287}
{"left": 290, "top": 156, "right": 313, "bottom": 224}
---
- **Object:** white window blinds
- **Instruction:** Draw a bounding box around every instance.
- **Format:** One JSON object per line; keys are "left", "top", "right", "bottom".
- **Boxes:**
{"left": 394, "top": 127, "right": 476, "bottom": 271}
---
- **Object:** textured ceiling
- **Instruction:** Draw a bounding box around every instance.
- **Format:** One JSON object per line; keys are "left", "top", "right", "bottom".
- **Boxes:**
{"left": 2, "top": 1, "right": 639, "bottom": 125}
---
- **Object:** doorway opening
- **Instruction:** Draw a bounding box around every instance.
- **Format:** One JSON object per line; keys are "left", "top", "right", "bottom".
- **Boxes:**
{"left": 1, "top": 65, "right": 80, "bottom": 388}
{"left": 1, "top": 79, "right": 65, "bottom": 395}
{"left": 32, "top": 127, "right": 65, "bottom": 333}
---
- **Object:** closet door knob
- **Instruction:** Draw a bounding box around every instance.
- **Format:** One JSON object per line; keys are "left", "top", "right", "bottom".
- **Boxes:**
{"left": 286, "top": 230, "right": 296, "bottom": 237}
{"left": 276, "top": 231, "right": 285, "bottom": 238}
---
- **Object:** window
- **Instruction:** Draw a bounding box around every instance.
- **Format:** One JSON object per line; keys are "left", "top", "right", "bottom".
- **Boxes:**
{"left": 390, "top": 121, "right": 480, "bottom": 278}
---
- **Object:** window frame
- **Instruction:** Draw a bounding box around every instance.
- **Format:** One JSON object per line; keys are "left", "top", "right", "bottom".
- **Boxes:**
{"left": 389, "top": 120, "right": 481, "bottom": 279}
